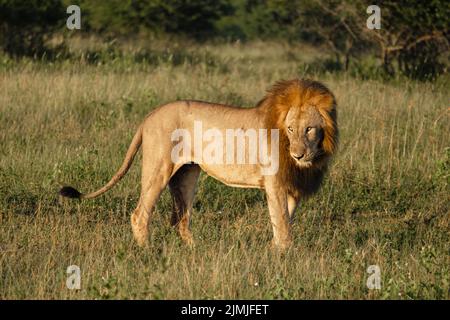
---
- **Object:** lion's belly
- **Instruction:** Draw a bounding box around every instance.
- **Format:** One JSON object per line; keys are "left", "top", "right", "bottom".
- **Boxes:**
{"left": 199, "top": 163, "right": 264, "bottom": 189}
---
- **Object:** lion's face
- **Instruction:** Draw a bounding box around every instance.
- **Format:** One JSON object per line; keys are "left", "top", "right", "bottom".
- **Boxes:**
{"left": 284, "top": 105, "right": 325, "bottom": 168}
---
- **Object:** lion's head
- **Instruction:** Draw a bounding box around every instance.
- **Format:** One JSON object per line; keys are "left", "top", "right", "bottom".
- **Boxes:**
{"left": 260, "top": 79, "right": 338, "bottom": 197}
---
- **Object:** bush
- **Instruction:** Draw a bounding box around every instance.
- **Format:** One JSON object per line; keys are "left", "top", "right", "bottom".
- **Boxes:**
{"left": 0, "top": 0, "right": 65, "bottom": 57}
{"left": 79, "top": 0, "right": 233, "bottom": 39}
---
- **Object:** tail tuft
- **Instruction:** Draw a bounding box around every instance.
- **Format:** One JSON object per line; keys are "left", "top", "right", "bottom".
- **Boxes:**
{"left": 59, "top": 186, "right": 82, "bottom": 199}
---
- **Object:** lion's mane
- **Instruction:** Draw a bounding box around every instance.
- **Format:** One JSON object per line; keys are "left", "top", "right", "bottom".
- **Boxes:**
{"left": 258, "top": 79, "right": 338, "bottom": 198}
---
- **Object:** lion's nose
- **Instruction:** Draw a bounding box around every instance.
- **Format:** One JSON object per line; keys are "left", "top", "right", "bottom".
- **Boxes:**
{"left": 292, "top": 153, "right": 304, "bottom": 160}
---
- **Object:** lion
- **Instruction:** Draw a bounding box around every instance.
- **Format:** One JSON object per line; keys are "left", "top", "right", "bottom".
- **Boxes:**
{"left": 59, "top": 79, "right": 338, "bottom": 249}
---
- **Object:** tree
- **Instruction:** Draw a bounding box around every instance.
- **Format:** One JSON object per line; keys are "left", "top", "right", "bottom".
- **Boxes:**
{"left": 378, "top": 1, "right": 450, "bottom": 80}
{"left": 0, "top": 0, "right": 65, "bottom": 57}
{"left": 301, "top": 0, "right": 450, "bottom": 80}
{"left": 299, "top": 1, "right": 371, "bottom": 70}
{"left": 78, "top": 0, "right": 233, "bottom": 39}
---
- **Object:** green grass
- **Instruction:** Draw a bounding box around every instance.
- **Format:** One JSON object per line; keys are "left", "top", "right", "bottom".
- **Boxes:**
{"left": 0, "top": 40, "right": 449, "bottom": 299}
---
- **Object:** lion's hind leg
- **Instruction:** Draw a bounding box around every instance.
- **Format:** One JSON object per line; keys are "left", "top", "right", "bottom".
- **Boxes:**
{"left": 169, "top": 163, "right": 201, "bottom": 246}
{"left": 131, "top": 160, "right": 174, "bottom": 247}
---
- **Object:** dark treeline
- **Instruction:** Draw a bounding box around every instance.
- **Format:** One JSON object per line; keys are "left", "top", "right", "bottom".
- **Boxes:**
{"left": 0, "top": 0, "right": 448, "bottom": 80}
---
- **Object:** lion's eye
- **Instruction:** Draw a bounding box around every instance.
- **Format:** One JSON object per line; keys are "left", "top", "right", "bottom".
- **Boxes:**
{"left": 306, "top": 127, "right": 313, "bottom": 133}
{"left": 287, "top": 126, "right": 294, "bottom": 133}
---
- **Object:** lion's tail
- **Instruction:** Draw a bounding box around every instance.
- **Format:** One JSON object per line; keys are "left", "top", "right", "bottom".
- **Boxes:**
{"left": 59, "top": 124, "right": 143, "bottom": 200}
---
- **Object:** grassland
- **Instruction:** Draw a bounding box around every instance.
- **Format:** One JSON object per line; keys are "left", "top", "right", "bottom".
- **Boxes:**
{"left": 0, "top": 39, "right": 449, "bottom": 299}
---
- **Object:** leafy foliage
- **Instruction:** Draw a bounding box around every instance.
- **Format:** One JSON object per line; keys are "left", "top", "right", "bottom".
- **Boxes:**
{"left": 78, "top": 0, "right": 233, "bottom": 38}
{"left": 0, "top": 0, "right": 65, "bottom": 56}
{"left": 0, "top": 0, "right": 448, "bottom": 79}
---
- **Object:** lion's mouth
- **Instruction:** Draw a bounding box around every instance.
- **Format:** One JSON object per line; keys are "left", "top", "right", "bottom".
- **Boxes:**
{"left": 292, "top": 156, "right": 313, "bottom": 168}
{"left": 298, "top": 161, "right": 313, "bottom": 168}
{"left": 291, "top": 151, "right": 324, "bottom": 168}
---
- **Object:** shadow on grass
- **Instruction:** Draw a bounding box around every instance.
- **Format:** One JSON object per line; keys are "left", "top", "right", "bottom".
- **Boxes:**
{"left": 3, "top": 192, "right": 40, "bottom": 216}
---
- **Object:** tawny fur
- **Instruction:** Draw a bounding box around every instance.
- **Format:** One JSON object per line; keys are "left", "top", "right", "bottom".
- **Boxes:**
{"left": 59, "top": 78, "right": 338, "bottom": 249}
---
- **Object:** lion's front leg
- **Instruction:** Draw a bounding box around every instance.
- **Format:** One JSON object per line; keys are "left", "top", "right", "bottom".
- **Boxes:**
{"left": 287, "top": 194, "right": 299, "bottom": 224}
{"left": 265, "top": 185, "right": 292, "bottom": 250}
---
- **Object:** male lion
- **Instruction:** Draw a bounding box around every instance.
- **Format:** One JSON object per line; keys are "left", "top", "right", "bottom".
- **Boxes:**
{"left": 60, "top": 79, "right": 338, "bottom": 249}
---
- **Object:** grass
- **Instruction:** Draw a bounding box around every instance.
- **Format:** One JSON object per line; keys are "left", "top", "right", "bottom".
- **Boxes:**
{"left": 0, "top": 39, "right": 449, "bottom": 299}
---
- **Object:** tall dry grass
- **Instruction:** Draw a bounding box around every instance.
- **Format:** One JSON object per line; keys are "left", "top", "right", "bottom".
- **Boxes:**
{"left": 0, "top": 40, "right": 448, "bottom": 299}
